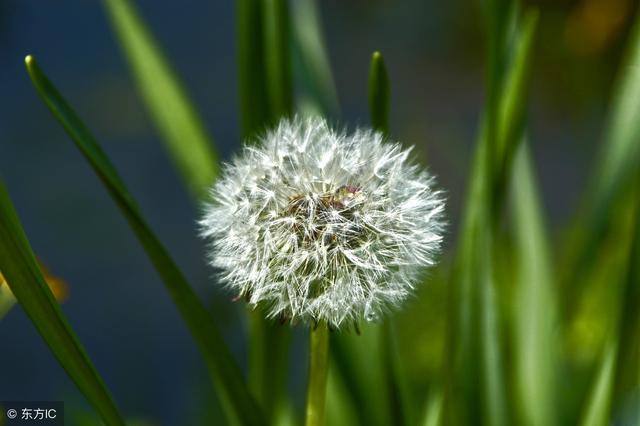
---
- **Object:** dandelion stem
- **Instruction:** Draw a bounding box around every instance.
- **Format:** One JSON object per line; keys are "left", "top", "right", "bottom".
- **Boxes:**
{"left": 305, "top": 323, "right": 330, "bottom": 426}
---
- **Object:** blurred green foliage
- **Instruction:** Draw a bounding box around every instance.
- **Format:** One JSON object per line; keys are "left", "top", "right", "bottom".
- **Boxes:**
{"left": 0, "top": 0, "right": 638, "bottom": 425}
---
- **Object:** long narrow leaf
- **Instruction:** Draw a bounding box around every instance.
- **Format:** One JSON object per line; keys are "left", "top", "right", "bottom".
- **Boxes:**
{"left": 0, "top": 180, "right": 125, "bottom": 426}
{"left": 511, "top": 142, "right": 557, "bottom": 425}
{"left": 262, "top": 0, "right": 293, "bottom": 120}
{"left": 25, "top": 55, "right": 263, "bottom": 426}
{"left": 237, "top": 0, "right": 270, "bottom": 137}
{"left": 446, "top": 6, "right": 538, "bottom": 425}
{"left": 102, "top": 0, "right": 218, "bottom": 199}
{"left": 368, "top": 50, "right": 414, "bottom": 426}
{"left": 291, "top": 0, "right": 339, "bottom": 116}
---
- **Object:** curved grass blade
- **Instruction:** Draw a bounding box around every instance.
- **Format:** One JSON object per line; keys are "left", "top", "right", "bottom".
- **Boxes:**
{"left": 0, "top": 180, "right": 125, "bottom": 426}
{"left": 511, "top": 142, "right": 557, "bottom": 425}
{"left": 579, "top": 340, "right": 617, "bottom": 426}
{"left": 291, "top": 0, "right": 339, "bottom": 116}
{"left": 565, "top": 10, "right": 640, "bottom": 299}
{"left": 102, "top": 0, "right": 218, "bottom": 199}
{"left": 25, "top": 55, "right": 263, "bottom": 426}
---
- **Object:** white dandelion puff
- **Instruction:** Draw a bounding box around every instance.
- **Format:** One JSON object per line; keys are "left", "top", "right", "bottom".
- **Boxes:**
{"left": 200, "top": 116, "right": 445, "bottom": 329}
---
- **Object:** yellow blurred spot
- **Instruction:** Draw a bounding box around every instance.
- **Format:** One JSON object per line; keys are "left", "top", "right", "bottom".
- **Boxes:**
{"left": 0, "top": 262, "right": 68, "bottom": 302}
{"left": 565, "top": 0, "right": 631, "bottom": 56}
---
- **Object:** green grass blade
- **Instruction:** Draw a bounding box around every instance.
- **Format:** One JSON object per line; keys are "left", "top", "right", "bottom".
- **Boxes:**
{"left": 25, "top": 55, "right": 263, "bottom": 426}
{"left": 0, "top": 180, "right": 125, "bottom": 426}
{"left": 291, "top": 0, "right": 339, "bottom": 116}
{"left": 446, "top": 6, "right": 538, "bottom": 425}
{"left": 422, "top": 389, "right": 443, "bottom": 426}
{"left": 239, "top": 1, "right": 293, "bottom": 422}
{"left": 496, "top": 10, "right": 538, "bottom": 167}
{"left": 368, "top": 51, "right": 390, "bottom": 134}
{"left": 366, "top": 50, "right": 413, "bottom": 426}
{"left": 592, "top": 11, "right": 640, "bottom": 220}
{"left": 580, "top": 340, "right": 617, "bottom": 426}
{"left": 613, "top": 185, "right": 640, "bottom": 405}
{"left": 237, "top": 0, "right": 270, "bottom": 137}
{"left": 564, "top": 10, "right": 640, "bottom": 297}
{"left": 262, "top": 0, "right": 293, "bottom": 120}
{"left": 102, "top": 0, "right": 218, "bottom": 199}
{"left": 511, "top": 142, "right": 557, "bottom": 425}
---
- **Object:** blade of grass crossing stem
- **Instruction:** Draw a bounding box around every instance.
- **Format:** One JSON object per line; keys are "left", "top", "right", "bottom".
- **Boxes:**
{"left": 0, "top": 181, "right": 125, "bottom": 426}
{"left": 262, "top": 0, "right": 293, "bottom": 119}
{"left": 368, "top": 50, "right": 414, "bottom": 425}
{"left": 291, "top": 0, "right": 339, "bottom": 116}
{"left": 511, "top": 142, "right": 557, "bottom": 426}
{"left": 238, "top": 0, "right": 270, "bottom": 136}
{"left": 102, "top": 0, "right": 218, "bottom": 199}
{"left": 492, "top": 8, "right": 538, "bottom": 216}
{"left": 496, "top": 10, "right": 538, "bottom": 172}
{"left": 25, "top": 55, "right": 263, "bottom": 426}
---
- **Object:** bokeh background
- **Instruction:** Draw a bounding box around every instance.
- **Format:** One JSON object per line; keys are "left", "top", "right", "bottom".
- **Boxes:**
{"left": 0, "top": 0, "right": 637, "bottom": 424}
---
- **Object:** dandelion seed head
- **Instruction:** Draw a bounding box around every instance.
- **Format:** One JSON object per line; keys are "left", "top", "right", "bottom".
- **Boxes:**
{"left": 201, "top": 117, "right": 445, "bottom": 329}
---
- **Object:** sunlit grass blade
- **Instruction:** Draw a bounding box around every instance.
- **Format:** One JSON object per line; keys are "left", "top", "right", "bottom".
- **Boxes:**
{"left": 422, "top": 389, "right": 443, "bottom": 426}
{"left": 0, "top": 180, "right": 125, "bottom": 426}
{"left": 262, "top": 0, "right": 293, "bottom": 120}
{"left": 291, "top": 0, "right": 339, "bottom": 116}
{"left": 0, "top": 274, "right": 17, "bottom": 319}
{"left": 25, "top": 55, "right": 263, "bottom": 426}
{"left": 579, "top": 340, "right": 617, "bottom": 426}
{"left": 511, "top": 142, "right": 557, "bottom": 425}
{"left": 102, "top": 0, "right": 218, "bottom": 199}
{"left": 238, "top": 0, "right": 270, "bottom": 137}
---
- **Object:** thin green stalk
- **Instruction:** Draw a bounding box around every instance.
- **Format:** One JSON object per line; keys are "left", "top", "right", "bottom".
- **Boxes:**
{"left": 368, "top": 50, "right": 413, "bottom": 425}
{"left": 305, "top": 324, "right": 330, "bottom": 426}
{"left": 262, "top": 0, "right": 293, "bottom": 120}
{"left": 237, "top": 0, "right": 270, "bottom": 137}
{"left": 369, "top": 51, "right": 390, "bottom": 134}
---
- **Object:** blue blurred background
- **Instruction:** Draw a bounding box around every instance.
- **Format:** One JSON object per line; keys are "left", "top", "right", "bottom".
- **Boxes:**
{"left": 0, "top": 0, "right": 636, "bottom": 424}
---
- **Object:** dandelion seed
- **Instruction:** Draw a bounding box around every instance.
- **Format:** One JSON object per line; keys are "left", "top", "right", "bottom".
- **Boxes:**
{"left": 201, "top": 117, "right": 445, "bottom": 329}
